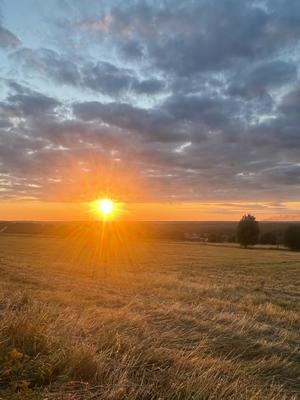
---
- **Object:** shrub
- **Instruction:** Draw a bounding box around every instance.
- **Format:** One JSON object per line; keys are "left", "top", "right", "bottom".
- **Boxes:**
{"left": 208, "top": 233, "right": 221, "bottom": 243}
{"left": 228, "top": 235, "right": 236, "bottom": 243}
{"left": 284, "top": 225, "right": 300, "bottom": 251}
{"left": 260, "top": 232, "right": 277, "bottom": 245}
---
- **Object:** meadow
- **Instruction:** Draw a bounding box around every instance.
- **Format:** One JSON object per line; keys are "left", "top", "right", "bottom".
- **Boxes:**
{"left": 0, "top": 234, "right": 299, "bottom": 399}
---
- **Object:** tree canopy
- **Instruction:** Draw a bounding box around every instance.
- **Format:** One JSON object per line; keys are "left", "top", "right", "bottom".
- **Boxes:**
{"left": 237, "top": 214, "right": 259, "bottom": 248}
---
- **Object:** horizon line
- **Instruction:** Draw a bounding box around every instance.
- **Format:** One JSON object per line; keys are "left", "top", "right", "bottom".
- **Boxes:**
{"left": 0, "top": 219, "right": 299, "bottom": 223}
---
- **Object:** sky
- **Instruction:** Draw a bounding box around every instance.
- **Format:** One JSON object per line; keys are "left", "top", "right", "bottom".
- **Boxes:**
{"left": 0, "top": 0, "right": 299, "bottom": 221}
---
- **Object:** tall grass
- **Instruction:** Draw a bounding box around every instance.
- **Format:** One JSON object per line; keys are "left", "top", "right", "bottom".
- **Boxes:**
{"left": 0, "top": 235, "right": 299, "bottom": 399}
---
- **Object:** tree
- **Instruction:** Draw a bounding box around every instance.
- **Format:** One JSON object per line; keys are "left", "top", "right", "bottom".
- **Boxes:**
{"left": 237, "top": 214, "right": 259, "bottom": 248}
{"left": 284, "top": 225, "right": 300, "bottom": 251}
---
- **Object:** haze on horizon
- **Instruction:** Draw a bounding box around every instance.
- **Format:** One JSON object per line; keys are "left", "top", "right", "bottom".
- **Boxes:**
{"left": 0, "top": 0, "right": 299, "bottom": 221}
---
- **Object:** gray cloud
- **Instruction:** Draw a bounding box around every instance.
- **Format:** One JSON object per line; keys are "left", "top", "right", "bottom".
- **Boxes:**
{"left": 0, "top": 25, "right": 21, "bottom": 48}
{"left": 229, "top": 61, "right": 298, "bottom": 98}
{"left": 13, "top": 48, "right": 166, "bottom": 96}
{"left": 12, "top": 48, "right": 81, "bottom": 86}
{"left": 78, "top": 0, "right": 300, "bottom": 76}
{"left": 7, "top": 93, "right": 60, "bottom": 118}
{"left": 82, "top": 61, "right": 165, "bottom": 96}
{"left": 0, "top": 0, "right": 299, "bottom": 204}
{"left": 73, "top": 100, "right": 187, "bottom": 143}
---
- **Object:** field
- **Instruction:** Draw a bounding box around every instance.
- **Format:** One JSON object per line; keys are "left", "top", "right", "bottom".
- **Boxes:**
{"left": 0, "top": 234, "right": 299, "bottom": 399}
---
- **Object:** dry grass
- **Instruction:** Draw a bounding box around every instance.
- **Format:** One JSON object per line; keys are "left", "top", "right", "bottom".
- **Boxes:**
{"left": 0, "top": 234, "right": 299, "bottom": 399}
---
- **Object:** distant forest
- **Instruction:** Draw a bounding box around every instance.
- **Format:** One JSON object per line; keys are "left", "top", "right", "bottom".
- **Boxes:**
{"left": 0, "top": 221, "right": 296, "bottom": 245}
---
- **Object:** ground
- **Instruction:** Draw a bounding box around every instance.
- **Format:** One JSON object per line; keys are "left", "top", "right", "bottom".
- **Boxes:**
{"left": 0, "top": 234, "right": 299, "bottom": 399}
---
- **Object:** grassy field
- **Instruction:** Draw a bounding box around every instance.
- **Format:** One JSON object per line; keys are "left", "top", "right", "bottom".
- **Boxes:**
{"left": 0, "top": 234, "right": 299, "bottom": 399}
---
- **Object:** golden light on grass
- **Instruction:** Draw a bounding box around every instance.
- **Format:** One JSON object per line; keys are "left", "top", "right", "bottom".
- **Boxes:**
{"left": 1, "top": 235, "right": 299, "bottom": 399}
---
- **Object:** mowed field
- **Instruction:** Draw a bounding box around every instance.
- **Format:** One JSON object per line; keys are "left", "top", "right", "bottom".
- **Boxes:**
{"left": 0, "top": 234, "right": 299, "bottom": 400}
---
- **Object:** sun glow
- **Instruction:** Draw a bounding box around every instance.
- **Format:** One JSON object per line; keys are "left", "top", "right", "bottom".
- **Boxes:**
{"left": 90, "top": 198, "right": 120, "bottom": 219}
{"left": 98, "top": 198, "right": 114, "bottom": 216}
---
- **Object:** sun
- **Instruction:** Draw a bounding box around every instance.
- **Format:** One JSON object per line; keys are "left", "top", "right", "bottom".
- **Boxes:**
{"left": 97, "top": 198, "right": 114, "bottom": 217}
{"left": 90, "top": 198, "right": 122, "bottom": 220}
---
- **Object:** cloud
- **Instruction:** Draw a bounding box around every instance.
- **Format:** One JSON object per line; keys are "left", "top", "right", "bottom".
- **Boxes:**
{"left": 0, "top": 0, "right": 299, "bottom": 205}
{"left": 279, "top": 86, "right": 300, "bottom": 115}
{"left": 13, "top": 48, "right": 166, "bottom": 96}
{"left": 76, "top": 0, "right": 300, "bottom": 77}
{"left": 264, "top": 164, "right": 300, "bottom": 185}
{"left": 12, "top": 48, "right": 81, "bottom": 86}
{"left": 73, "top": 100, "right": 187, "bottom": 143}
{"left": 6, "top": 83, "right": 61, "bottom": 117}
{"left": 81, "top": 61, "right": 165, "bottom": 96}
{"left": 228, "top": 61, "right": 298, "bottom": 98}
{"left": 0, "top": 25, "right": 21, "bottom": 48}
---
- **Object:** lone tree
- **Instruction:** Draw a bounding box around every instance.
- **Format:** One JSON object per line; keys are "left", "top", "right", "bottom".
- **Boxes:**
{"left": 237, "top": 214, "right": 259, "bottom": 248}
{"left": 284, "top": 225, "right": 300, "bottom": 251}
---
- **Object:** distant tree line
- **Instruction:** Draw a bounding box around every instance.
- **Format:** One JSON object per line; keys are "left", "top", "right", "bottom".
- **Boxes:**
{"left": 1, "top": 220, "right": 299, "bottom": 250}
{"left": 284, "top": 225, "right": 300, "bottom": 251}
{"left": 234, "top": 214, "right": 300, "bottom": 251}
{"left": 203, "top": 214, "right": 300, "bottom": 251}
